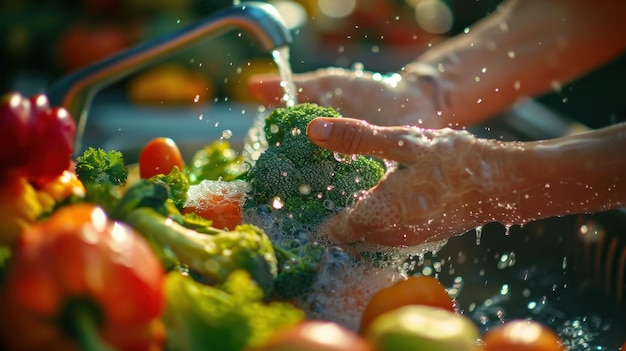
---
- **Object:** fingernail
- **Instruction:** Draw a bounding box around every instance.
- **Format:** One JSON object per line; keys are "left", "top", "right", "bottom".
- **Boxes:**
{"left": 307, "top": 119, "right": 334, "bottom": 141}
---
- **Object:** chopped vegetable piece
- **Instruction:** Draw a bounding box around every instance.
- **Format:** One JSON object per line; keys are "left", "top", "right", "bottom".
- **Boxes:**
{"left": 182, "top": 179, "right": 250, "bottom": 230}
{"left": 364, "top": 305, "right": 481, "bottom": 351}
{"left": 359, "top": 275, "right": 456, "bottom": 333}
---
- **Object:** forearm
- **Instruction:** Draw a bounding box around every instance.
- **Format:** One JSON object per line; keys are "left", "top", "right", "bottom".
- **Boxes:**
{"left": 411, "top": 0, "right": 626, "bottom": 127}
{"left": 488, "top": 123, "right": 626, "bottom": 224}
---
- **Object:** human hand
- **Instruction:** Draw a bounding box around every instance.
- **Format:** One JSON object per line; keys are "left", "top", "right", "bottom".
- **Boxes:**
{"left": 306, "top": 117, "right": 521, "bottom": 247}
{"left": 248, "top": 65, "right": 450, "bottom": 129}
{"left": 308, "top": 118, "right": 626, "bottom": 248}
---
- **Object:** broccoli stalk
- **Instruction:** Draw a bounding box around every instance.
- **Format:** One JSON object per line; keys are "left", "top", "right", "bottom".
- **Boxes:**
{"left": 124, "top": 206, "right": 278, "bottom": 297}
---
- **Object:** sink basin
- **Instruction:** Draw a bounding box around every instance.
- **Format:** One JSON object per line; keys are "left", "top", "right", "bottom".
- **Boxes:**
{"left": 83, "top": 97, "right": 625, "bottom": 350}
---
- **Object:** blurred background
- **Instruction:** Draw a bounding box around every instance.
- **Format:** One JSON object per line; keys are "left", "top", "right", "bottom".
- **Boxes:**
{"left": 1, "top": 0, "right": 624, "bottom": 129}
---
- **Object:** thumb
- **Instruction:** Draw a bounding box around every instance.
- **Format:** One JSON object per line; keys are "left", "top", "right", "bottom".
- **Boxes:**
{"left": 307, "top": 117, "right": 420, "bottom": 163}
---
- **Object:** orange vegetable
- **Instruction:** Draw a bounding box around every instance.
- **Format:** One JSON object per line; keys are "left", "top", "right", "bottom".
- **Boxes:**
{"left": 182, "top": 180, "right": 250, "bottom": 230}
{"left": 482, "top": 319, "right": 565, "bottom": 351}
{"left": 359, "top": 275, "right": 456, "bottom": 334}
{"left": 139, "top": 137, "right": 184, "bottom": 179}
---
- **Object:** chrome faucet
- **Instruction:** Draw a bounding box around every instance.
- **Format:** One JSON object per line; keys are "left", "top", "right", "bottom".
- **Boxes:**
{"left": 47, "top": 2, "right": 292, "bottom": 152}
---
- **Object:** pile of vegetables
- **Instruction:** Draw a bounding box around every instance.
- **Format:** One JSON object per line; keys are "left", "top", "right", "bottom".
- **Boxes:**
{"left": 0, "top": 92, "right": 622, "bottom": 351}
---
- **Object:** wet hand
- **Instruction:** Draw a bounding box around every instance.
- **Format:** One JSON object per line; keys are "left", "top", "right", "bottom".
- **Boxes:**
{"left": 248, "top": 66, "right": 449, "bottom": 128}
{"left": 307, "top": 117, "right": 515, "bottom": 247}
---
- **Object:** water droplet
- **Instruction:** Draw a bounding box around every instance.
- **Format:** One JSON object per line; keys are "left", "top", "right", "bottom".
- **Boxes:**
{"left": 475, "top": 226, "right": 483, "bottom": 245}
{"left": 270, "top": 196, "right": 284, "bottom": 209}
{"left": 577, "top": 219, "right": 605, "bottom": 243}
{"left": 497, "top": 251, "right": 516, "bottom": 269}
{"left": 500, "top": 284, "right": 509, "bottom": 295}
{"left": 298, "top": 184, "right": 311, "bottom": 195}
{"left": 333, "top": 152, "right": 353, "bottom": 164}
{"left": 323, "top": 199, "right": 335, "bottom": 210}
{"left": 221, "top": 129, "right": 233, "bottom": 139}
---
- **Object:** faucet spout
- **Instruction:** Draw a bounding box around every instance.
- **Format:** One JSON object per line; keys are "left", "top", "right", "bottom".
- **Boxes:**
{"left": 47, "top": 2, "right": 292, "bottom": 152}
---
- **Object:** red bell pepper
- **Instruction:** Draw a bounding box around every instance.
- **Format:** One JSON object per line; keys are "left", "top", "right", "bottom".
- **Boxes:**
{"left": 0, "top": 92, "right": 76, "bottom": 186}
{"left": 0, "top": 203, "right": 165, "bottom": 351}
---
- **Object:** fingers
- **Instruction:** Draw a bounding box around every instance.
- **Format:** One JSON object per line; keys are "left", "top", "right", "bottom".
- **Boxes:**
{"left": 307, "top": 117, "right": 422, "bottom": 163}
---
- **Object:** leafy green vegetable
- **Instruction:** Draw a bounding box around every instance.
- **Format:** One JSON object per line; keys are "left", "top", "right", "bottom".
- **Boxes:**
{"left": 164, "top": 270, "right": 305, "bottom": 351}
{"left": 75, "top": 147, "right": 128, "bottom": 186}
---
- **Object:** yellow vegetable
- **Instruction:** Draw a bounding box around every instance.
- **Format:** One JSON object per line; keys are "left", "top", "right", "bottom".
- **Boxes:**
{"left": 0, "top": 171, "right": 85, "bottom": 246}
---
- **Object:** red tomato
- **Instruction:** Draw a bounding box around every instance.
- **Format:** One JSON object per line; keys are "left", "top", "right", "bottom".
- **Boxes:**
{"left": 482, "top": 319, "right": 565, "bottom": 351}
{"left": 359, "top": 275, "right": 456, "bottom": 334}
{"left": 139, "top": 137, "right": 184, "bottom": 179}
{"left": 250, "top": 320, "right": 372, "bottom": 351}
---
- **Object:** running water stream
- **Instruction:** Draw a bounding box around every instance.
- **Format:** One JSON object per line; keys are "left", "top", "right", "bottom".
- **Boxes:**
{"left": 271, "top": 47, "right": 298, "bottom": 107}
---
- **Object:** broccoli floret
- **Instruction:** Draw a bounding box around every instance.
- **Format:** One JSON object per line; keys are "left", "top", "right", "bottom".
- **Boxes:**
{"left": 244, "top": 103, "right": 386, "bottom": 228}
{"left": 273, "top": 241, "right": 326, "bottom": 299}
{"left": 164, "top": 270, "right": 305, "bottom": 351}
{"left": 75, "top": 147, "right": 128, "bottom": 186}
{"left": 149, "top": 166, "right": 189, "bottom": 209}
{"left": 263, "top": 103, "right": 341, "bottom": 147}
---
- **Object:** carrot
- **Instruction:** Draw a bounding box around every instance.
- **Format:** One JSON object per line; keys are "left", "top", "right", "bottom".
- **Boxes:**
{"left": 182, "top": 180, "right": 250, "bottom": 231}
{"left": 182, "top": 193, "right": 243, "bottom": 230}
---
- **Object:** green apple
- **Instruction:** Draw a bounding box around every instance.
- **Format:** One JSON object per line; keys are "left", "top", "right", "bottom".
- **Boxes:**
{"left": 364, "top": 305, "right": 481, "bottom": 351}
